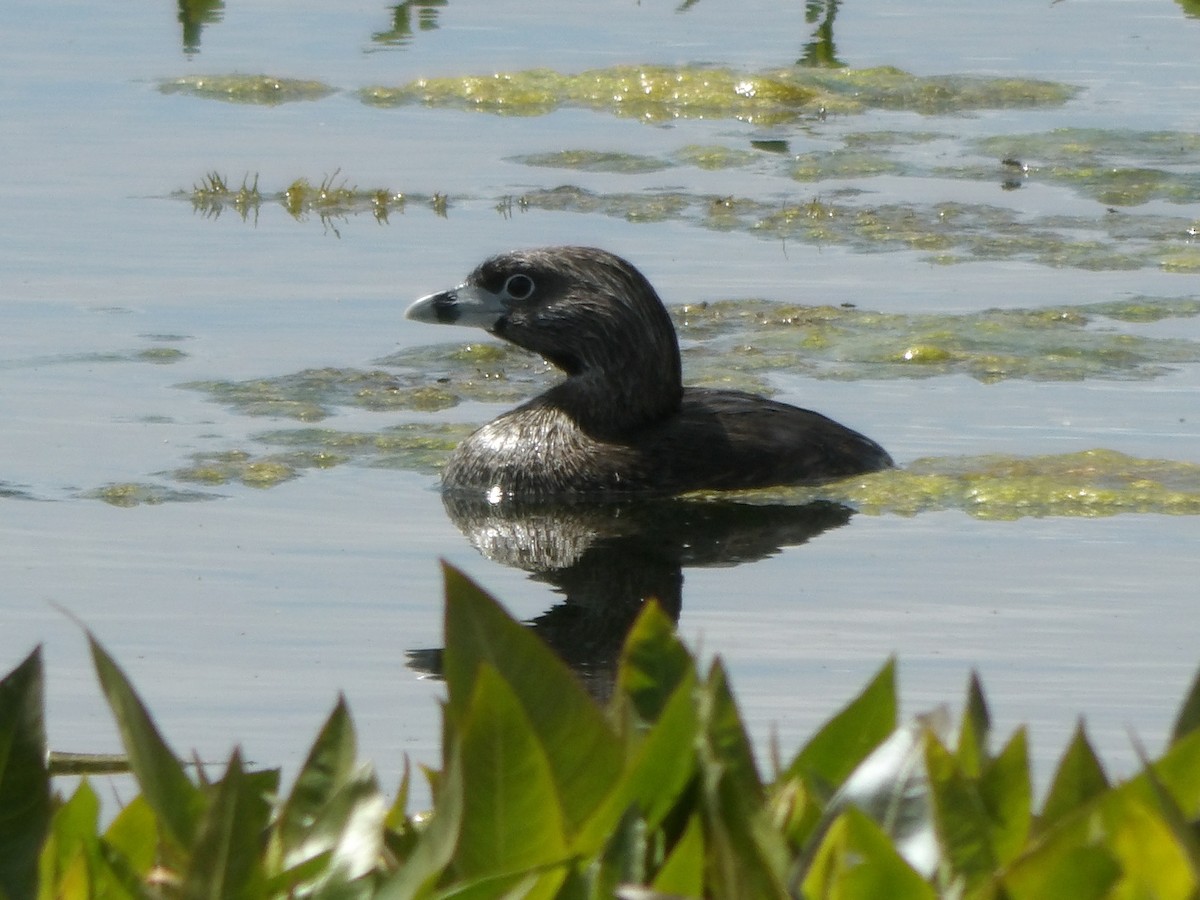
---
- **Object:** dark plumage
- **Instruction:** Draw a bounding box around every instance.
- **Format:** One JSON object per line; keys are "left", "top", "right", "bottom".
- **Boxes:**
{"left": 406, "top": 246, "right": 892, "bottom": 499}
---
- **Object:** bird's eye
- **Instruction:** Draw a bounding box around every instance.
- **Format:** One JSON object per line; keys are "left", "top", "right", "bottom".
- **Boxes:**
{"left": 503, "top": 273, "right": 535, "bottom": 300}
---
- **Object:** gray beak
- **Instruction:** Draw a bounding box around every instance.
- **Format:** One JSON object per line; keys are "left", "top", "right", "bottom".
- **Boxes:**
{"left": 405, "top": 283, "right": 507, "bottom": 329}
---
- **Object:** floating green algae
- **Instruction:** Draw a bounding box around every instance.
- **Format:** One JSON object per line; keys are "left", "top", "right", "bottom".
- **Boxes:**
{"left": 183, "top": 296, "right": 1199, "bottom": 435}
{"left": 182, "top": 346, "right": 556, "bottom": 421}
{"left": 158, "top": 74, "right": 336, "bottom": 105}
{"left": 361, "top": 64, "right": 1072, "bottom": 122}
{"left": 87, "top": 483, "right": 218, "bottom": 507}
{"left": 703, "top": 450, "right": 1200, "bottom": 520}
{"left": 255, "top": 423, "right": 472, "bottom": 473}
{"left": 510, "top": 185, "right": 1198, "bottom": 272}
{"left": 971, "top": 129, "right": 1200, "bottom": 207}
{"left": 167, "top": 424, "right": 472, "bottom": 490}
{"left": 674, "top": 144, "right": 761, "bottom": 171}
{"left": 673, "top": 295, "right": 1200, "bottom": 384}
{"left": 180, "top": 153, "right": 1197, "bottom": 270}
{"left": 790, "top": 149, "right": 905, "bottom": 181}
{"left": 511, "top": 150, "right": 673, "bottom": 174}
{"left": 133, "top": 347, "right": 187, "bottom": 364}
{"left": 171, "top": 449, "right": 316, "bottom": 488}
{"left": 181, "top": 366, "right": 465, "bottom": 422}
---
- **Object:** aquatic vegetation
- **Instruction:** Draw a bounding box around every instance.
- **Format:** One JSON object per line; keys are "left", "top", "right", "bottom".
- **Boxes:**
{"left": 86, "top": 482, "right": 217, "bottom": 507}
{"left": 185, "top": 294, "right": 1200, "bottom": 428}
{"left": 180, "top": 365, "right": 474, "bottom": 421}
{"left": 158, "top": 74, "right": 336, "bottom": 105}
{"left": 973, "top": 128, "right": 1200, "bottom": 206}
{"left": 673, "top": 295, "right": 1200, "bottom": 383}
{"left": 171, "top": 449, "right": 308, "bottom": 489}
{"left": 186, "top": 171, "right": 413, "bottom": 227}
{"left": 162, "top": 295, "right": 1200, "bottom": 516}
{"left": 181, "top": 128, "right": 1198, "bottom": 267}
{"left": 6, "top": 568, "right": 1200, "bottom": 895}
{"left": 183, "top": 346, "right": 554, "bottom": 420}
{"left": 511, "top": 150, "right": 673, "bottom": 174}
{"left": 709, "top": 449, "right": 1200, "bottom": 520}
{"left": 361, "top": 64, "right": 1073, "bottom": 122}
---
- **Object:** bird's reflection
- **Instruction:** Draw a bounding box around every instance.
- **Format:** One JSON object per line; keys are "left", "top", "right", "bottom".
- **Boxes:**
{"left": 407, "top": 494, "right": 853, "bottom": 699}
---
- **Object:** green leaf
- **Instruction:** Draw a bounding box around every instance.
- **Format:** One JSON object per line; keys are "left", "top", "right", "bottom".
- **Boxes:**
{"left": 1131, "top": 735, "right": 1200, "bottom": 888}
{"left": 616, "top": 600, "right": 694, "bottom": 725}
{"left": 699, "top": 660, "right": 789, "bottom": 898}
{"left": 785, "top": 658, "right": 897, "bottom": 794}
{"left": 1136, "top": 727, "right": 1200, "bottom": 824}
{"left": 1170, "top": 663, "right": 1200, "bottom": 745}
{"left": 454, "top": 663, "right": 568, "bottom": 880}
{"left": 700, "top": 659, "right": 761, "bottom": 803}
{"left": 273, "top": 696, "right": 358, "bottom": 869}
{"left": 978, "top": 727, "right": 1031, "bottom": 866}
{"left": 88, "top": 633, "right": 204, "bottom": 849}
{"left": 576, "top": 669, "right": 699, "bottom": 854}
{"left": 183, "top": 749, "right": 273, "bottom": 899}
{"left": 956, "top": 670, "right": 990, "bottom": 777}
{"left": 103, "top": 795, "right": 159, "bottom": 877}
{"left": 37, "top": 780, "right": 99, "bottom": 896}
{"left": 651, "top": 814, "right": 704, "bottom": 897}
{"left": 1002, "top": 843, "right": 1119, "bottom": 900}
{"left": 923, "top": 732, "right": 996, "bottom": 888}
{"left": 1039, "top": 719, "right": 1109, "bottom": 830}
{"left": 1097, "top": 791, "right": 1197, "bottom": 897}
{"left": 441, "top": 563, "right": 622, "bottom": 834}
{"left": 377, "top": 744, "right": 464, "bottom": 900}
{"left": 800, "top": 806, "right": 935, "bottom": 900}
{"left": 0, "top": 647, "right": 50, "bottom": 900}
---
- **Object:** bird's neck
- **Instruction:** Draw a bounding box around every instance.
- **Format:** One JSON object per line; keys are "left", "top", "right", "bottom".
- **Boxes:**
{"left": 544, "top": 355, "right": 681, "bottom": 438}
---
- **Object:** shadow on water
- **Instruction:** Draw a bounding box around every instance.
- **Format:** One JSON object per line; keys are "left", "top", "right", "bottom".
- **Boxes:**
{"left": 407, "top": 495, "right": 853, "bottom": 700}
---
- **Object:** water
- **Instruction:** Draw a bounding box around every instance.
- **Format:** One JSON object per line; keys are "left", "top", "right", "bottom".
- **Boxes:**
{"left": 2, "top": 0, "right": 1199, "bottom": 808}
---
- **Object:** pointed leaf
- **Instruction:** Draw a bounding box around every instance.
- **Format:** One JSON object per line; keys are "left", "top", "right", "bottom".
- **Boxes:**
{"left": 1131, "top": 735, "right": 1200, "bottom": 885}
{"left": 956, "top": 670, "right": 990, "bottom": 777}
{"left": 37, "top": 780, "right": 100, "bottom": 895}
{"left": 1135, "top": 727, "right": 1200, "bottom": 822}
{"left": 979, "top": 727, "right": 1031, "bottom": 865}
{"left": 1039, "top": 719, "right": 1108, "bottom": 830}
{"left": 377, "top": 743, "right": 464, "bottom": 900}
{"left": 184, "top": 749, "right": 272, "bottom": 898}
{"left": 576, "top": 669, "right": 699, "bottom": 853}
{"left": 88, "top": 633, "right": 203, "bottom": 848}
{"left": 825, "top": 713, "right": 944, "bottom": 878}
{"left": 1170, "top": 664, "right": 1200, "bottom": 745}
{"left": 103, "top": 794, "right": 159, "bottom": 876}
{"left": 616, "top": 600, "right": 694, "bottom": 725}
{"left": 786, "top": 659, "right": 896, "bottom": 792}
{"left": 455, "top": 664, "right": 568, "bottom": 879}
{"left": 441, "top": 563, "right": 621, "bottom": 833}
{"left": 700, "top": 659, "right": 761, "bottom": 802}
{"left": 699, "top": 661, "right": 789, "bottom": 898}
{"left": 801, "top": 806, "right": 935, "bottom": 900}
{"left": 924, "top": 732, "right": 996, "bottom": 887}
{"left": 651, "top": 814, "right": 704, "bottom": 897}
{"left": 274, "top": 696, "right": 358, "bottom": 866}
{"left": 0, "top": 647, "right": 50, "bottom": 900}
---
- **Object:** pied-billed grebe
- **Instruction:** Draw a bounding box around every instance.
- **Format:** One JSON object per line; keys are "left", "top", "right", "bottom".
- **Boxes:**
{"left": 406, "top": 246, "right": 892, "bottom": 499}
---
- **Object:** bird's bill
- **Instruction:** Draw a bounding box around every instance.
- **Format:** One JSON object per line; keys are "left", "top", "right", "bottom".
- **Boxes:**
{"left": 405, "top": 283, "right": 505, "bottom": 329}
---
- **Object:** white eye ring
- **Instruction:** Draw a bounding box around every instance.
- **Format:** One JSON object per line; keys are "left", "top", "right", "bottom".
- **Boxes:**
{"left": 503, "top": 273, "right": 535, "bottom": 300}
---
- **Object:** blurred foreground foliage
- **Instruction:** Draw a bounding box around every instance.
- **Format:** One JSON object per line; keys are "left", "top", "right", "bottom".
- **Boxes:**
{"left": 4, "top": 564, "right": 1200, "bottom": 898}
